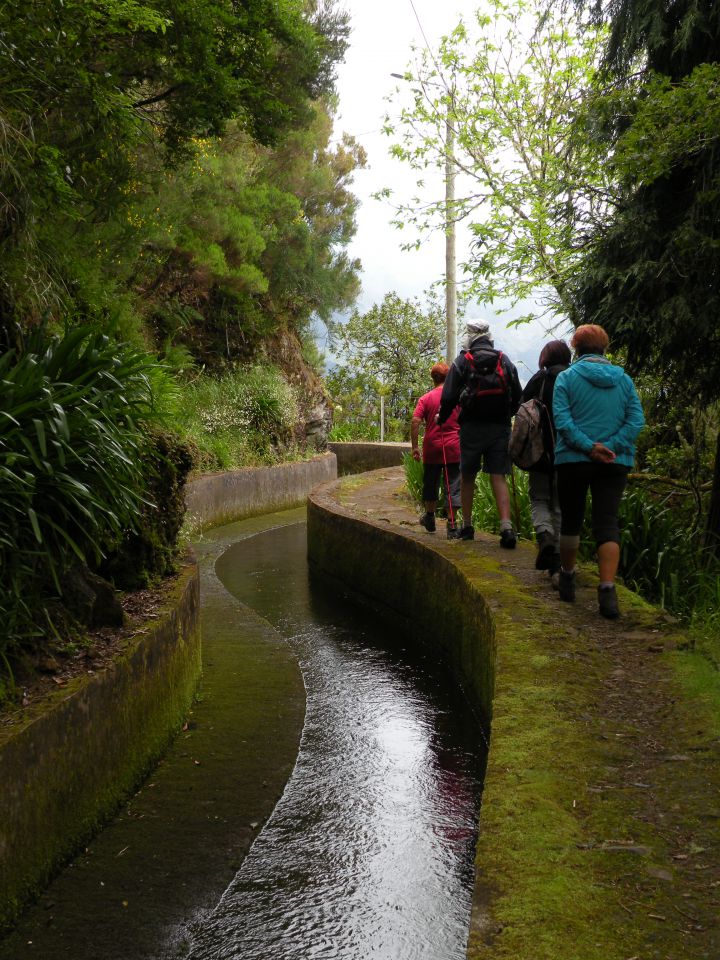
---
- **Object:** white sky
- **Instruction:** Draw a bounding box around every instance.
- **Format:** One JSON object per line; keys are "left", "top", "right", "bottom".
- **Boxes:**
{"left": 328, "top": 0, "right": 564, "bottom": 380}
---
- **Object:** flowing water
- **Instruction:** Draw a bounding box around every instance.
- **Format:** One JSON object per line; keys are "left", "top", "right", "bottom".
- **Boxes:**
{"left": 0, "top": 512, "right": 486, "bottom": 960}
{"left": 183, "top": 521, "right": 485, "bottom": 959}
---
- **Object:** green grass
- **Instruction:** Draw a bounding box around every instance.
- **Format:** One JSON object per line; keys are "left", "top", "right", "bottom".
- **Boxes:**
{"left": 177, "top": 364, "right": 303, "bottom": 471}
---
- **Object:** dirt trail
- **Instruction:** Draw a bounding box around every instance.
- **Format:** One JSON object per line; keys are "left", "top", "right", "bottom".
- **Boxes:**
{"left": 339, "top": 469, "right": 720, "bottom": 960}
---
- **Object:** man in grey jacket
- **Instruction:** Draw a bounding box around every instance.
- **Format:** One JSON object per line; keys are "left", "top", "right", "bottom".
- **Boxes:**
{"left": 437, "top": 320, "right": 522, "bottom": 545}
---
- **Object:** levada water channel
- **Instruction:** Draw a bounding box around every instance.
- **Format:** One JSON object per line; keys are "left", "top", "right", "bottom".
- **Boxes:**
{"left": 1, "top": 509, "right": 487, "bottom": 960}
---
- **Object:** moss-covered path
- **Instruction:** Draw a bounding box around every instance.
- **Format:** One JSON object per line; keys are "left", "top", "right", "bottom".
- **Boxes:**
{"left": 328, "top": 468, "right": 720, "bottom": 960}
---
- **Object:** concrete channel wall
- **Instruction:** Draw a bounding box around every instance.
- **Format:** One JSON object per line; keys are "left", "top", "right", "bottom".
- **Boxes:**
{"left": 1, "top": 453, "right": 336, "bottom": 931}
{"left": 306, "top": 481, "right": 496, "bottom": 730}
{"left": 0, "top": 564, "right": 200, "bottom": 931}
{"left": 185, "top": 451, "right": 337, "bottom": 531}
{"left": 328, "top": 441, "right": 411, "bottom": 476}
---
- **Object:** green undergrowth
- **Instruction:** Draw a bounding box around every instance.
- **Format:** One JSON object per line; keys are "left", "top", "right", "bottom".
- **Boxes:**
{"left": 177, "top": 364, "right": 305, "bottom": 472}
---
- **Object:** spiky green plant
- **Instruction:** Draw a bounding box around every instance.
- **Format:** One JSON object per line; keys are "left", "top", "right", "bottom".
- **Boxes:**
{"left": 0, "top": 326, "right": 158, "bottom": 659}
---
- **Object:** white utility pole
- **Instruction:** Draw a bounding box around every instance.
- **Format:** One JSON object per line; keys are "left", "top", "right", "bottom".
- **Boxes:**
{"left": 444, "top": 108, "right": 457, "bottom": 363}
{"left": 391, "top": 73, "right": 458, "bottom": 362}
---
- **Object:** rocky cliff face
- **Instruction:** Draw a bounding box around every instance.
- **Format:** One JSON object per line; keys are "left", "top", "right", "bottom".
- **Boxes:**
{"left": 264, "top": 327, "right": 333, "bottom": 450}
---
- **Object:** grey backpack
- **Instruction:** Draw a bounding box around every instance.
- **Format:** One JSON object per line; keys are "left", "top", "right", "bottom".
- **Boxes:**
{"left": 509, "top": 398, "right": 553, "bottom": 470}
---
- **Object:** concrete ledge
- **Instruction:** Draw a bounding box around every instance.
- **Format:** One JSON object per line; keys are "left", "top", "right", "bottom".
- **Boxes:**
{"left": 0, "top": 563, "right": 201, "bottom": 931}
{"left": 185, "top": 452, "right": 337, "bottom": 532}
{"left": 328, "top": 441, "right": 410, "bottom": 476}
{"left": 307, "top": 479, "right": 495, "bottom": 728}
{"left": 306, "top": 469, "right": 718, "bottom": 960}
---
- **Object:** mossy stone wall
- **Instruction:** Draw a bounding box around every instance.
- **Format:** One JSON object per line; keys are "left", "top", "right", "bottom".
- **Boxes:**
{"left": 328, "top": 442, "right": 411, "bottom": 476}
{"left": 185, "top": 452, "right": 337, "bottom": 533}
{"left": 0, "top": 563, "right": 200, "bottom": 931}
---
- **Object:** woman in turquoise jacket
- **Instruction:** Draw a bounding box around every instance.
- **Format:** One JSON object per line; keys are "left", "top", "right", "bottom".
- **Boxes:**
{"left": 553, "top": 324, "right": 645, "bottom": 618}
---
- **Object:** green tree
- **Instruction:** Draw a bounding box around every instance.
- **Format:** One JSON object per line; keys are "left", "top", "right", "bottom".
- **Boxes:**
{"left": 570, "top": 0, "right": 720, "bottom": 545}
{"left": 124, "top": 104, "right": 365, "bottom": 365}
{"left": 382, "top": 0, "right": 606, "bottom": 326}
{"left": 327, "top": 293, "right": 445, "bottom": 439}
{"left": 0, "top": 0, "right": 346, "bottom": 330}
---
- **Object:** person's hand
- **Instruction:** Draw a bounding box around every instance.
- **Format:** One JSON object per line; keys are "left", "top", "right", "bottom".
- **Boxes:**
{"left": 589, "top": 442, "right": 616, "bottom": 463}
{"left": 412, "top": 448, "right": 421, "bottom": 461}
{"left": 434, "top": 413, "right": 441, "bottom": 425}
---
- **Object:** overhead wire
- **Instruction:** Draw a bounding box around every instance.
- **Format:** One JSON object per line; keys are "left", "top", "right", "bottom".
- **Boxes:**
{"left": 407, "top": 0, "right": 453, "bottom": 97}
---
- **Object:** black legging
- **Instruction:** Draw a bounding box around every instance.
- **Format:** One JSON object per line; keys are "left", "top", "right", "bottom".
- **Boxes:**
{"left": 556, "top": 462, "right": 629, "bottom": 545}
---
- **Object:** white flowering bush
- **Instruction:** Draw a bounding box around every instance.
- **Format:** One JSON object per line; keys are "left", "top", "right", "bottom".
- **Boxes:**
{"left": 180, "top": 364, "right": 300, "bottom": 469}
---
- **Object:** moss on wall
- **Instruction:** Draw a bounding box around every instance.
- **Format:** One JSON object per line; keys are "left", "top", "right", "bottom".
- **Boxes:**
{"left": 0, "top": 564, "right": 201, "bottom": 932}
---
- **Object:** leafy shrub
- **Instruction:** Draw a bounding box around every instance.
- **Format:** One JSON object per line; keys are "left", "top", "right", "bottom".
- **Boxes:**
{"left": 0, "top": 327, "right": 163, "bottom": 662}
{"left": 403, "top": 452, "right": 424, "bottom": 503}
{"left": 178, "top": 363, "right": 300, "bottom": 469}
{"left": 403, "top": 453, "right": 533, "bottom": 536}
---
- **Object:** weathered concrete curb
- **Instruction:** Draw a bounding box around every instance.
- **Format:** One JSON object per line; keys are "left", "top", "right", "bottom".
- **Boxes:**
{"left": 0, "top": 563, "right": 200, "bottom": 931}
{"left": 306, "top": 469, "right": 715, "bottom": 960}
{"left": 328, "top": 441, "right": 410, "bottom": 476}
{"left": 308, "top": 479, "right": 495, "bottom": 729}
{"left": 185, "top": 451, "right": 337, "bottom": 532}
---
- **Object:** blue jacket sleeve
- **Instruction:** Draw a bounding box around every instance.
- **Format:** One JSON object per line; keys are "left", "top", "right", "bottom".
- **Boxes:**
{"left": 553, "top": 372, "right": 595, "bottom": 455}
{"left": 606, "top": 376, "right": 645, "bottom": 455}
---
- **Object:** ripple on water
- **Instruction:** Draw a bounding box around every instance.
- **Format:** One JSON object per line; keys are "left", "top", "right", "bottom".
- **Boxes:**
{"left": 186, "top": 523, "right": 485, "bottom": 960}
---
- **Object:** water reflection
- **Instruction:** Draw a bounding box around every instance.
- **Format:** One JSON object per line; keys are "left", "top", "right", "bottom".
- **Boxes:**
{"left": 186, "top": 523, "right": 484, "bottom": 960}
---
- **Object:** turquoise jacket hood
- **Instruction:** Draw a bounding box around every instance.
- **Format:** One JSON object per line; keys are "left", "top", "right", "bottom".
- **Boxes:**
{"left": 552, "top": 355, "right": 645, "bottom": 467}
{"left": 572, "top": 356, "right": 626, "bottom": 389}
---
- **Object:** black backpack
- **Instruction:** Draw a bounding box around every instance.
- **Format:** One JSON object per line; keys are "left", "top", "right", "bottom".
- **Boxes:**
{"left": 459, "top": 347, "right": 510, "bottom": 412}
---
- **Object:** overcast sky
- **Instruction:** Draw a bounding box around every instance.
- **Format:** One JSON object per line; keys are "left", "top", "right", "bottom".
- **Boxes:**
{"left": 329, "top": 0, "right": 565, "bottom": 380}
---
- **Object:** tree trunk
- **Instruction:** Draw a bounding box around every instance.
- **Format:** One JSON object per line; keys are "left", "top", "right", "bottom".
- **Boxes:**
{"left": 705, "top": 428, "right": 720, "bottom": 555}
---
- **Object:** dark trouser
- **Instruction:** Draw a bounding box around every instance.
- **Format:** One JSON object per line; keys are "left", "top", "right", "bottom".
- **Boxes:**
{"left": 423, "top": 462, "right": 461, "bottom": 508}
{"left": 556, "top": 461, "right": 629, "bottom": 545}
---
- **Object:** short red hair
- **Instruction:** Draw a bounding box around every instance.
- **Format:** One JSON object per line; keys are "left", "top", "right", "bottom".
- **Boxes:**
{"left": 571, "top": 324, "right": 609, "bottom": 356}
{"left": 430, "top": 362, "right": 449, "bottom": 385}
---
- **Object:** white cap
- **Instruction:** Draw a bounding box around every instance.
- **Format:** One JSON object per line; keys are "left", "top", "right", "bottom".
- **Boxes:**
{"left": 461, "top": 319, "right": 493, "bottom": 350}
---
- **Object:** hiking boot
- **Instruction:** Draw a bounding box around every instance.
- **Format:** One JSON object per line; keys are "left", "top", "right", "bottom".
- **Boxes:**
{"left": 535, "top": 532, "right": 555, "bottom": 570}
{"left": 550, "top": 570, "right": 561, "bottom": 590}
{"left": 500, "top": 528, "right": 517, "bottom": 549}
{"left": 419, "top": 511, "right": 436, "bottom": 533}
{"left": 457, "top": 525, "right": 475, "bottom": 541}
{"left": 598, "top": 584, "right": 619, "bottom": 619}
{"left": 558, "top": 569, "right": 576, "bottom": 602}
{"left": 447, "top": 522, "right": 460, "bottom": 540}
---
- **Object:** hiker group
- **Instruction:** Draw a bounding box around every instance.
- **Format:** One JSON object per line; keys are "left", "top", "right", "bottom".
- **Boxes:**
{"left": 410, "top": 320, "right": 644, "bottom": 620}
